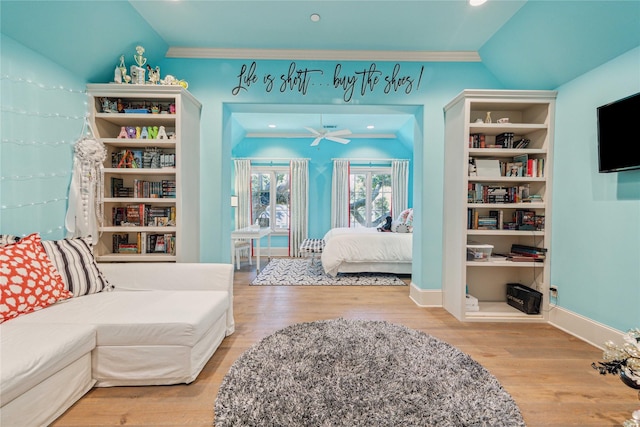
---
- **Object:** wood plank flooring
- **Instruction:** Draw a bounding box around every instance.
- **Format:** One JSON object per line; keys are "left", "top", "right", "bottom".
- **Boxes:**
{"left": 52, "top": 259, "right": 638, "bottom": 427}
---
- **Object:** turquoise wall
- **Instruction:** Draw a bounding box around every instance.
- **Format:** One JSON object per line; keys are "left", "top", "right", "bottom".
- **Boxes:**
{"left": 0, "top": 35, "right": 86, "bottom": 240}
{"left": 552, "top": 47, "right": 640, "bottom": 332}
{"left": 161, "top": 58, "right": 503, "bottom": 290}
{"left": 2, "top": 32, "right": 638, "bottom": 332}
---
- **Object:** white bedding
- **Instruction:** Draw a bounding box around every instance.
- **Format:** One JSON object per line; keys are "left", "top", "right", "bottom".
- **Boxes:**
{"left": 321, "top": 227, "right": 412, "bottom": 276}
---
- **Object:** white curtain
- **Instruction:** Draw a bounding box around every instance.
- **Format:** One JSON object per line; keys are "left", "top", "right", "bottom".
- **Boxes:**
{"left": 391, "top": 159, "right": 409, "bottom": 218}
{"left": 234, "top": 159, "right": 251, "bottom": 229}
{"left": 331, "top": 159, "right": 350, "bottom": 229}
{"left": 289, "top": 159, "right": 308, "bottom": 257}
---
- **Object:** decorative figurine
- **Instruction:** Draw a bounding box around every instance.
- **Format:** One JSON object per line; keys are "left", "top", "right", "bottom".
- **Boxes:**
{"left": 135, "top": 126, "right": 141, "bottom": 139}
{"left": 485, "top": 111, "right": 492, "bottom": 124}
{"left": 140, "top": 126, "right": 149, "bottom": 139}
{"left": 131, "top": 46, "right": 147, "bottom": 85}
{"left": 147, "top": 65, "right": 160, "bottom": 85}
{"left": 126, "top": 126, "right": 136, "bottom": 139}
{"left": 169, "top": 104, "right": 176, "bottom": 114}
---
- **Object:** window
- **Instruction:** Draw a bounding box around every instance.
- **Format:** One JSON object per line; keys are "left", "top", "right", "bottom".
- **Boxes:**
{"left": 349, "top": 167, "right": 392, "bottom": 228}
{"left": 251, "top": 167, "right": 290, "bottom": 232}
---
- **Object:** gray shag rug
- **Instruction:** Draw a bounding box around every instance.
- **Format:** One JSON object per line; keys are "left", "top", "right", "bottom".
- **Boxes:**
{"left": 214, "top": 318, "right": 525, "bottom": 427}
{"left": 251, "top": 258, "right": 406, "bottom": 286}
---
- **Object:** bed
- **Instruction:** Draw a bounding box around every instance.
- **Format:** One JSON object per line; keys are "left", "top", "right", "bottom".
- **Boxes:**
{"left": 320, "top": 227, "right": 412, "bottom": 277}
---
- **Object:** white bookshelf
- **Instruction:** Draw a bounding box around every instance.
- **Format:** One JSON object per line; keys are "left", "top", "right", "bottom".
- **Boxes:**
{"left": 87, "top": 84, "right": 201, "bottom": 262}
{"left": 442, "top": 89, "right": 556, "bottom": 322}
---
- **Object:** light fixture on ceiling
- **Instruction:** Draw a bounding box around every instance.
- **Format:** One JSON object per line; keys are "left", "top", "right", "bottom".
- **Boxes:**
{"left": 268, "top": 124, "right": 276, "bottom": 128}
{"left": 469, "top": 0, "right": 487, "bottom": 5}
{"left": 310, "top": 13, "right": 321, "bottom": 22}
{"left": 367, "top": 125, "right": 375, "bottom": 129}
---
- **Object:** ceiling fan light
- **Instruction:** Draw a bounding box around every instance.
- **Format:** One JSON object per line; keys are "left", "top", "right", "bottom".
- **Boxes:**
{"left": 310, "top": 13, "right": 321, "bottom": 22}
{"left": 469, "top": 0, "right": 487, "bottom": 6}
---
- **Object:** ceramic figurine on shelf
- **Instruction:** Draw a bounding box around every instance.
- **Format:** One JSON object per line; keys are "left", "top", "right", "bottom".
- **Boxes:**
{"left": 485, "top": 111, "right": 492, "bottom": 123}
{"left": 140, "top": 126, "right": 149, "bottom": 139}
{"left": 169, "top": 104, "right": 176, "bottom": 114}
{"left": 147, "top": 65, "right": 160, "bottom": 85}
{"left": 148, "top": 126, "right": 159, "bottom": 139}
{"left": 135, "top": 127, "right": 141, "bottom": 139}
{"left": 126, "top": 126, "right": 136, "bottom": 139}
{"left": 131, "top": 46, "right": 147, "bottom": 85}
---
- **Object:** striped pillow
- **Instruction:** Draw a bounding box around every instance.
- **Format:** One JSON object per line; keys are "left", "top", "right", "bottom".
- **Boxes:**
{"left": 41, "top": 237, "right": 112, "bottom": 297}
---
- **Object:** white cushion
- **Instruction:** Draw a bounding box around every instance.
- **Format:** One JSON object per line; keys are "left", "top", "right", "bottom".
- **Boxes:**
{"left": 0, "top": 323, "right": 96, "bottom": 405}
{"left": 9, "top": 290, "right": 229, "bottom": 347}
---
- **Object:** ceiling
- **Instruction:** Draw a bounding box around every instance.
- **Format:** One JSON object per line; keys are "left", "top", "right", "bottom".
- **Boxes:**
{"left": 1, "top": 1, "right": 639, "bottom": 140}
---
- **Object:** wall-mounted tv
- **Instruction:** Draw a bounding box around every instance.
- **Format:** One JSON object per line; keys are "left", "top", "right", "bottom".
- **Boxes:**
{"left": 597, "top": 92, "right": 640, "bottom": 173}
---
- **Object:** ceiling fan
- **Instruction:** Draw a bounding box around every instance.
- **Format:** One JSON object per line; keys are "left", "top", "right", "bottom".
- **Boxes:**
{"left": 304, "top": 115, "right": 351, "bottom": 146}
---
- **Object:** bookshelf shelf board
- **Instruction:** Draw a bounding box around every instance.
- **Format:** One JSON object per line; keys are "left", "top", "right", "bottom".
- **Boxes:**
{"left": 101, "top": 226, "right": 177, "bottom": 233}
{"left": 469, "top": 148, "right": 547, "bottom": 157}
{"left": 466, "top": 202, "right": 545, "bottom": 209}
{"left": 466, "top": 230, "right": 545, "bottom": 237}
{"left": 94, "top": 113, "right": 175, "bottom": 126}
{"left": 96, "top": 253, "right": 177, "bottom": 262}
{"left": 102, "top": 138, "right": 176, "bottom": 148}
{"left": 466, "top": 302, "right": 545, "bottom": 320}
{"left": 104, "top": 168, "right": 176, "bottom": 176}
{"left": 469, "top": 176, "right": 545, "bottom": 183}
{"left": 104, "top": 198, "right": 177, "bottom": 204}
{"left": 466, "top": 258, "right": 544, "bottom": 267}
{"left": 468, "top": 124, "right": 547, "bottom": 135}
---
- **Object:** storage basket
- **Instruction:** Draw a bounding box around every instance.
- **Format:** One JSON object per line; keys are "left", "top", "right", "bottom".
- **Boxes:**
{"left": 466, "top": 244, "right": 493, "bottom": 261}
{"left": 506, "top": 283, "right": 542, "bottom": 314}
{"left": 257, "top": 211, "right": 269, "bottom": 227}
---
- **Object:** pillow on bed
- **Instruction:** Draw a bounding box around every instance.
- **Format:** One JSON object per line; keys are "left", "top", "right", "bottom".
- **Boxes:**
{"left": 395, "top": 208, "right": 414, "bottom": 232}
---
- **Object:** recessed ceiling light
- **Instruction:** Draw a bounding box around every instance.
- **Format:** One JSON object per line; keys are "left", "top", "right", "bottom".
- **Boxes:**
{"left": 310, "top": 13, "right": 321, "bottom": 22}
{"left": 268, "top": 124, "right": 276, "bottom": 128}
{"left": 469, "top": 0, "right": 487, "bottom": 6}
{"left": 367, "top": 125, "right": 375, "bottom": 129}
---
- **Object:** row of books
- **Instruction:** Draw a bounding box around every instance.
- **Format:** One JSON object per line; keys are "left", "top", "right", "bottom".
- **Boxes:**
{"left": 467, "top": 208, "right": 545, "bottom": 231}
{"left": 110, "top": 178, "right": 176, "bottom": 198}
{"left": 112, "top": 232, "right": 176, "bottom": 255}
{"left": 469, "top": 133, "right": 531, "bottom": 149}
{"left": 112, "top": 204, "right": 176, "bottom": 226}
{"left": 505, "top": 244, "right": 547, "bottom": 262}
{"left": 468, "top": 183, "right": 536, "bottom": 204}
{"left": 469, "top": 155, "right": 545, "bottom": 178}
{"left": 111, "top": 149, "right": 176, "bottom": 169}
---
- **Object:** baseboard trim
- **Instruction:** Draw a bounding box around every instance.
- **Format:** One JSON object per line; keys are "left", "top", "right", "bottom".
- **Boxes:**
{"left": 409, "top": 282, "right": 443, "bottom": 307}
{"left": 548, "top": 305, "right": 624, "bottom": 349}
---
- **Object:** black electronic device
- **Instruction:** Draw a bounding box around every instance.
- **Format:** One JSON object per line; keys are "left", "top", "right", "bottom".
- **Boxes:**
{"left": 597, "top": 92, "right": 640, "bottom": 173}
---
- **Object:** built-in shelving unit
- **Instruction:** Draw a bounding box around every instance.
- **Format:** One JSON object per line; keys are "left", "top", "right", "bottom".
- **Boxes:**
{"left": 87, "top": 84, "right": 201, "bottom": 262}
{"left": 442, "top": 89, "right": 557, "bottom": 322}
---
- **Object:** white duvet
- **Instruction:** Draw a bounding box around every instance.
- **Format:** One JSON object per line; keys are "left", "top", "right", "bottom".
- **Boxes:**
{"left": 321, "top": 227, "right": 413, "bottom": 276}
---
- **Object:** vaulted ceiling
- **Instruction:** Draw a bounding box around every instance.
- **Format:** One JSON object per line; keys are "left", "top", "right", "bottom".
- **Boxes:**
{"left": 1, "top": 1, "right": 638, "bottom": 140}
{"left": 2, "top": 1, "right": 638, "bottom": 89}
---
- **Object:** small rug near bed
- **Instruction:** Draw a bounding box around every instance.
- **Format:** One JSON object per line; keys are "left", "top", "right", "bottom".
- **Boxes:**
{"left": 250, "top": 258, "right": 405, "bottom": 286}
{"left": 214, "top": 318, "right": 525, "bottom": 427}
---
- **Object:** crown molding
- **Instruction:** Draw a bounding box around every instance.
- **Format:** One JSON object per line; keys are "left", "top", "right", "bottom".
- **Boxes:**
{"left": 165, "top": 47, "right": 481, "bottom": 62}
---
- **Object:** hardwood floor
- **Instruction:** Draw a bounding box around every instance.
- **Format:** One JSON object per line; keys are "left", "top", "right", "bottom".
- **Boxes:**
{"left": 52, "top": 259, "right": 638, "bottom": 427}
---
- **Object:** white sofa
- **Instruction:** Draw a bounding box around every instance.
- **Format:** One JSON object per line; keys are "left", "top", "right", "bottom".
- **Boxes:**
{"left": 0, "top": 262, "right": 234, "bottom": 427}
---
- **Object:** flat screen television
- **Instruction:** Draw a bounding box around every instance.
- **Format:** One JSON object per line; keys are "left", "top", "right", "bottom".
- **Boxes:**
{"left": 597, "top": 92, "right": 640, "bottom": 173}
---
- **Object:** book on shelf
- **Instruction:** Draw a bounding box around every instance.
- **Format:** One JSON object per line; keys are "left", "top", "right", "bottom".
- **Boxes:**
{"left": 110, "top": 177, "right": 124, "bottom": 197}
{"left": 112, "top": 233, "right": 129, "bottom": 253}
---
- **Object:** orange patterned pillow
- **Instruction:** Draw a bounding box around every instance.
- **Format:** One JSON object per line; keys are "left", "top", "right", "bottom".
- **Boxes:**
{"left": 0, "top": 233, "right": 73, "bottom": 323}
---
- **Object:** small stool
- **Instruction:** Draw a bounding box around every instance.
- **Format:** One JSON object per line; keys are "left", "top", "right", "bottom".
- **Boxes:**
{"left": 299, "top": 238, "right": 325, "bottom": 265}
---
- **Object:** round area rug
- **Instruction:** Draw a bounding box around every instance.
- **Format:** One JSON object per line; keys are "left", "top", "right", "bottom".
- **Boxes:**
{"left": 214, "top": 318, "right": 525, "bottom": 427}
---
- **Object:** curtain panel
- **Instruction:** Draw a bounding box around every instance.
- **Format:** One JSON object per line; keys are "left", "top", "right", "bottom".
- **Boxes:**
{"left": 331, "top": 159, "right": 350, "bottom": 229}
{"left": 391, "top": 159, "right": 409, "bottom": 218}
{"left": 234, "top": 159, "right": 252, "bottom": 229}
{"left": 289, "top": 159, "right": 309, "bottom": 257}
